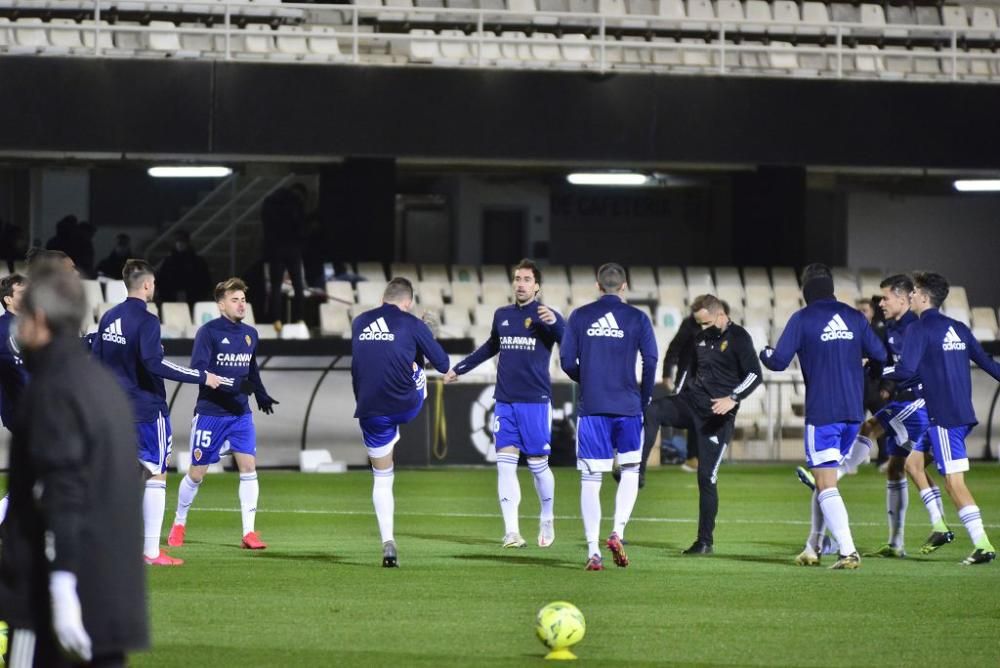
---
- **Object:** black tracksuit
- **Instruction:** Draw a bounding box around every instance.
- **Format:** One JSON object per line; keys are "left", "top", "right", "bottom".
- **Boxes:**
{"left": 0, "top": 337, "right": 149, "bottom": 666}
{"left": 644, "top": 322, "right": 763, "bottom": 546}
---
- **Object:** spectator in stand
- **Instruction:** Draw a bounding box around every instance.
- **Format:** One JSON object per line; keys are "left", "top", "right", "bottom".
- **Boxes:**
{"left": 260, "top": 184, "right": 307, "bottom": 328}
{"left": 96, "top": 234, "right": 134, "bottom": 279}
{"left": 157, "top": 231, "right": 213, "bottom": 307}
{"left": 0, "top": 219, "right": 26, "bottom": 273}
{"left": 75, "top": 221, "right": 97, "bottom": 278}
{"left": 46, "top": 215, "right": 84, "bottom": 264}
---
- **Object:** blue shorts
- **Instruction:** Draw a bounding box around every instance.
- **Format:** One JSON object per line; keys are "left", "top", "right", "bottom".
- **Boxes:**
{"left": 875, "top": 400, "right": 930, "bottom": 457}
{"left": 136, "top": 412, "right": 172, "bottom": 475}
{"left": 358, "top": 402, "right": 423, "bottom": 459}
{"left": 915, "top": 424, "right": 971, "bottom": 475}
{"left": 190, "top": 413, "right": 256, "bottom": 466}
{"left": 576, "top": 415, "right": 643, "bottom": 473}
{"left": 805, "top": 422, "right": 861, "bottom": 469}
{"left": 493, "top": 401, "right": 552, "bottom": 457}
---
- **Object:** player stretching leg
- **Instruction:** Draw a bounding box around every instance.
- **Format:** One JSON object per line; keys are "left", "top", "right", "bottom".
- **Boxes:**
{"left": 761, "top": 263, "right": 887, "bottom": 569}
{"left": 444, "top": 259, "right": 564, "bottom": 548}
{"left": 168, "top": 278, "right": 278, "bottom": 550}
{"left": 884, "top": 272, "right": 1000, "bottom": 565}
{"left": 351, "top": 278, "right": 449, "bottom": 567}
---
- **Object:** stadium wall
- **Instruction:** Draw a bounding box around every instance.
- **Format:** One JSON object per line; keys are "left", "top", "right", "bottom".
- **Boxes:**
{"left": 3, "top": 58, "right": 1000, "bottom": 168}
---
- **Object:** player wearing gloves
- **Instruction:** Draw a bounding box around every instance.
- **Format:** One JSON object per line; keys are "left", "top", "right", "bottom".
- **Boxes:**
{"left": 0, "top": 266, "right": 149, "bottom": 667}
{"left": 168, "top": 278, "right": 278, "bottom": 551}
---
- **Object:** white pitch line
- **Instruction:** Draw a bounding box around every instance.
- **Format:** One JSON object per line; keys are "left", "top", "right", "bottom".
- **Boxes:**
{"left": 194, "top": 507, "right": 1000, "bottom": 529}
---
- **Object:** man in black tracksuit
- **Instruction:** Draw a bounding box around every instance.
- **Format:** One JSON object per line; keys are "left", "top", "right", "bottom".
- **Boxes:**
{"left": 643, "top": 294, "right": 763, "bottom": 555}
{"left": 0, "top": 267, "right": 148, "bottom": 667}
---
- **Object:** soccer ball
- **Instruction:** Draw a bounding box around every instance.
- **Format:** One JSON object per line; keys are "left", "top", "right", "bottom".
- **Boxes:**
{"left": 535, "top": 601, "right": 586, "bottom": 651}
{"left": 0, "top": 620, "right": 7, "bottom": 660}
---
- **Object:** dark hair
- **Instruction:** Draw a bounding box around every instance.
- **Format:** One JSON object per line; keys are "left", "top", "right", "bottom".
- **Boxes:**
{"left": 174, "top": 230, "right": 191, "bottom": 243}
{"left": 122, "top": 259, "right": 155, "bottom": 290}
{"left": 22, "top": 265, "right": 87, "bottom": 336}
{"left": 690, "top": 294, "right": 725, "bottom": 314}
{"left": 513, "top": 259, "right": 542, "bottom": 285}
{"left": 383, "top": 277, "right": 414, "bottom": 303}
{"left": 800, "top": 262, "right": 832, "bottom": 286}
{"left": 879, "top": 273, "right": 914, "bottom": 296}
{"left": 116, "top": 233, "right": 131, "bottom": 245}
{"left": 912, "top": 271, "right": 949, "bottom": 308}
{"left": 596, "top": 263, "right": 626, "bottom": 293}
{"left": 1, "top": 273, "right": 26, "bottom": 307}
{"left": 214, "top": 277, "right": 248, "bottom": 301}
{"left": 25, "top": 247, "right": 71, "bottom": 273}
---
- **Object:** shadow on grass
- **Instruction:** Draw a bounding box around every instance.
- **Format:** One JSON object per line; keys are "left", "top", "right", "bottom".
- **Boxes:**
{"left": 249, "top": 551, "right": 352, "bottom": 565}
{"left": 707, "top": 553, "right": 800, "bottom": 566}
{"left": 452, "top": 553, "right": 579, "bottom": 570}
{"left": 396, "top": 531, "right": 497, "bottom": 547}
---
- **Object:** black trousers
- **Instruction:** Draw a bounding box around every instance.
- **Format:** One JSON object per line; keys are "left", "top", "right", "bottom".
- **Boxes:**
{"left": 267, "top": 250, "right": 305, "bottom": 323}
{"left": 643, "top": 393, "right": 735, "bottom": 545}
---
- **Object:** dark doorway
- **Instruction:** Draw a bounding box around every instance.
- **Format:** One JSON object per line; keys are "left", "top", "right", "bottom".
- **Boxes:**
{"left": 482, "top": 207, "right": 525, "bottom": 265}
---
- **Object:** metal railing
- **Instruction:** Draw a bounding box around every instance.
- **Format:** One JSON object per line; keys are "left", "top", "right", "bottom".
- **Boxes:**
{"left": 5, "top": 0, "right": 1000, "bottom": 82}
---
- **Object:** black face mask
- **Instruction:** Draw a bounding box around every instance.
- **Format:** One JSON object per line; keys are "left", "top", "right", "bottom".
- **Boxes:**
{"left": 699, "top": 326, "right": 722, "bottom": 341}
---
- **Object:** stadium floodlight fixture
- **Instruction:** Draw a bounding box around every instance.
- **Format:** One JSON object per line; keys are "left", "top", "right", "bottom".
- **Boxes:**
{"left": 148, "top": 166, "right": 233, "bottom": 178}
{"left": 566, "top": 172, "right": 649, "bottom": 187}
{"left": 953, "top": 179, "right": 1000, "bottom": 192}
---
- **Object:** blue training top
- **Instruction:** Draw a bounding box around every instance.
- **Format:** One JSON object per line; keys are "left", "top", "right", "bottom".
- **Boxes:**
{"left": 453, "top": 300, "right": 564, "bottom": 404}
{"left": 559, "top": 294, "right": 658, "bottom": 417}
{"left": 92, "top": 297, "right": 214, "bottom": 422}
{"left": 191, "top": 316, "right": 268, "bottom": 417}
{"left": 761, "top": 297, "right": 886, "bottom": 425}
{"left": 884, "top": 308, "right": 1000, "bottom": 428}
{"left": 0, "top": 309, "right": 29, "bottom": 429}
{"left": 351, "top": 303, "right": 450, "bottom": 419}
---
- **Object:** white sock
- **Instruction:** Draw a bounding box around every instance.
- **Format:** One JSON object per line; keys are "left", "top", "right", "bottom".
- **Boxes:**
{"left": 528, "top": 457, "right": 555, "bottom": 522}
{"left": 174, "top": 474, "right": 201, "bottom": 526}
{"left": 580, "top": 472, "right": 602, "bottom": 557}
{"left": 239, "top": 473, "right": 259, "bottom": 536}
{"left": 841, "top": 435, "right": 873, "bottom": 474}
{"left": 818, "top": 487, "right": 856, "bottom": 556}
{"left": 372, "top": 466, "right": 395, "bottom": 544}
{"left": 613, "top": 465, "right": 640, "bottom": 540}
{"left": 497, "top": 452, "right": 521, "bottom": 535}
{"left": 806, "top": 489, "right": 826, "bottom": 553}
{"left": 143, "top": 480, "right": 167, "bottom": 559}
{"left": 958, "top": 505, "right": 991, "bottom": 550}
{"left": 0, "top": 493, "right": 8, "bottom": 525}
{"left": 887, "top": 479, "right": 908, "bottom": 549}
{"left": 920, "top": 485, "right": 946, "bottom": 530}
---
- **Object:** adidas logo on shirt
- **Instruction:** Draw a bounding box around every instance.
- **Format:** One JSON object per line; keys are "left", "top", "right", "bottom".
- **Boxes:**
{"left": 820, "top": 314, "right": 854, "bottom": 341}
{"left": 942, "top": 326, "right": 966, "bottom": 351}
{"left": 586, "top": 312, "right": 625, "bottom": 338}
{"left": 359, "top": 317, "right": 395, "bottom": 341}
{"left": 102, "top": 317, "right": 127, "bottom": 345}
{"left": 222, "top": 337, "right": 230, "bottom": 344}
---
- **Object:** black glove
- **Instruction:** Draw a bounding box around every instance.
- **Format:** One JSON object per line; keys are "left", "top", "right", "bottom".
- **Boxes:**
{"left": 238, "top": 378, "right": 257, "bottom": 395}
{"left": 256, "top": 392, "right": 279, "bottom": 415}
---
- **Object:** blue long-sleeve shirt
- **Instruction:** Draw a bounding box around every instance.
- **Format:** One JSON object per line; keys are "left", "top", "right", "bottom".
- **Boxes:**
{"left": 91, "top": 297, "right": 212, "bottom": 422}
{"left": 883, "top": 310, "right": 922, "bottom": 397}
{"left": 453, "top": 300, "right": 564, "bottom": 404}
{"left": 0, "top": 309, "right": 29, "bottom": 429}
{"left": 559, "top": 294, "right": 658, "bottom": 417}
{"left": 883, "top": 308, "right": 1000, "bottom": 428}
{"left": 191, "top": 316, "right": 266, "bottom": 417}
{"left": 760, "top": 298, "right": 886, "bottom": 425}
{"left": 351, "top": 303, "right": 450, "bottom": 419}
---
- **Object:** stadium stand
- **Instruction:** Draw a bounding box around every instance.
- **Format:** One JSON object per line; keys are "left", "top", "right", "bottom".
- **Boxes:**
{"left": 0, "top": 0, "right": 999, "bottom": 81}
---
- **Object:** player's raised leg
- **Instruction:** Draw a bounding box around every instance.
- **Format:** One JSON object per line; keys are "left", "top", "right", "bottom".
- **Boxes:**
{"left": 905, "top": 445, "right": 954, "bottom": 553}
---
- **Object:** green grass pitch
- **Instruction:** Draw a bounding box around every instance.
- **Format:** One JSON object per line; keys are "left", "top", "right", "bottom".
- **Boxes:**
{"left": 11, "top": 464, "right": 1000, "bottom": 665}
